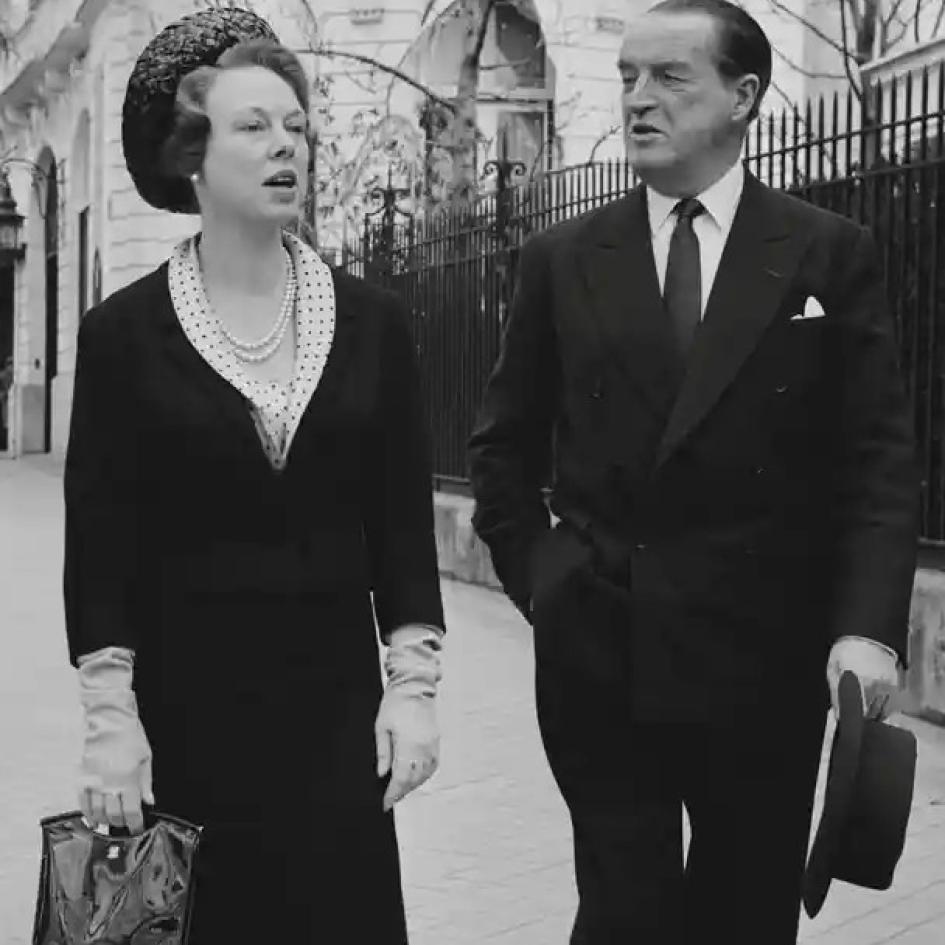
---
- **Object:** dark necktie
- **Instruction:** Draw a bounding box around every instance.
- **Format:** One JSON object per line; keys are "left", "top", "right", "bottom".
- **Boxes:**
{"left": 663, "top": 197, "right": 706, "bottom": 357}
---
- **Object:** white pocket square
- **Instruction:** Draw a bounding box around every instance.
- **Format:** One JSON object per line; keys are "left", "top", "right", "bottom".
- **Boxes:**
{"left": 790, "top": 296, "right": 826, "bottom": 320}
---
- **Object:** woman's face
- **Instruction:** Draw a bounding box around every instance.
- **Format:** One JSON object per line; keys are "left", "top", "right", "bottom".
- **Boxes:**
{"left": 198, "top": 65, "right": 309, "bottom": 226}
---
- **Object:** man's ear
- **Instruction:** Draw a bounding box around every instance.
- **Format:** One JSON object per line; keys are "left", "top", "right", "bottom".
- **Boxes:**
{"left": 733, "top": 73, "right": 761, "bottom": 123}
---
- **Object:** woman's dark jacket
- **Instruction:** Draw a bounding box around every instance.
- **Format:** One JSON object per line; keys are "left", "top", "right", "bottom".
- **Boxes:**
{"left": 63, "top": 261, "right": 445, "bottom": 666}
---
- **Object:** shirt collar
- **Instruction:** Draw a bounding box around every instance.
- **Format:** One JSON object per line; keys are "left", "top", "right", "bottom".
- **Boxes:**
{"left": 646, "top": 160, "right": 745, "bottom": 236}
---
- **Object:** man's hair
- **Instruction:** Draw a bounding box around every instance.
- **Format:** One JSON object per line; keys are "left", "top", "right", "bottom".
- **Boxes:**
{"left": 648, "top": 0, "right": 772, "bottom": 121}
{"left": 161, "top": 39, "right": 311, "bottom": 191}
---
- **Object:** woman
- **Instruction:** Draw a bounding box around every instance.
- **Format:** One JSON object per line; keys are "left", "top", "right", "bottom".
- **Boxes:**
{"left": 64, "top": 9, "right": 444, "bottom": 943}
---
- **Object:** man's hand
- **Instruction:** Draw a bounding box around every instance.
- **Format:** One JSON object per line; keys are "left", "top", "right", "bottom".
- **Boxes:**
{"left": 826, "top": 636, "right": 900, "bottom": 722}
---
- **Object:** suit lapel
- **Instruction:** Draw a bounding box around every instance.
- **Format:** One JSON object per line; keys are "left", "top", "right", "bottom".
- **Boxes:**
{"left": 152, "top": 267, "right": 265, "bottom": 455}
{"left": 287, "top": 269, "right": 357, "bottom": 446}
{"left": 653, "top": 174, "right": 811, "bottom": 471}
{"left": 578, "top": 187, "right": 684, "bottom": 415}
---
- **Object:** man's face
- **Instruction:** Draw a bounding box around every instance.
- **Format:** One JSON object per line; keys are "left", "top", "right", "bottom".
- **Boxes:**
{"left": 618, "top": 11, "right": 755, "bottom": 191}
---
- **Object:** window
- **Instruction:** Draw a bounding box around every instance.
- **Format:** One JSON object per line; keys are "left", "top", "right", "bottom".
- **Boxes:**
{"left": 497, "top": 109, "right": 546, "bottom": 172}
{"left": 494, "top": 3, "right": 545, "bottom": 88}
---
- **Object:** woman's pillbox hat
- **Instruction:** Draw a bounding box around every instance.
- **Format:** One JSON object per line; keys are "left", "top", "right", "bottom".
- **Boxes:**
{"left": 122, "top": 7, "right": 278, "bottom": 213}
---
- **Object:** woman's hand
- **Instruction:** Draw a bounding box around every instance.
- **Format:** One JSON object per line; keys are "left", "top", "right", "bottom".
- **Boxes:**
{"left": 375, "top": 626, "right": 443, "bottom": 812}
{"left": 375, "top": 689, "right": 439, "bottom": 811}
{"left": 77, "top": 647, "right": 154, "bottom": 834}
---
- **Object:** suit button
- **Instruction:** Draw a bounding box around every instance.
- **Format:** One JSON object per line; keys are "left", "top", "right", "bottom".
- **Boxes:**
{"left": 775, "top": 384, "right": 789, "bottom": 394}
{"left": 755, "top": 466, "right": 765, "bottom": 475}
{"left": 635, "top": 542, "right": 647, "bottom": 551}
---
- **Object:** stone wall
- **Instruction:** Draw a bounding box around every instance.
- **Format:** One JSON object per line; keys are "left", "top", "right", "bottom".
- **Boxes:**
{"left": 907, "top": 563, "right": 945, "bottom": 724}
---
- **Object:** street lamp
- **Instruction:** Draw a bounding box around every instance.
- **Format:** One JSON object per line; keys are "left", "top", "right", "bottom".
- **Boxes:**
{"left": 0, "top": 168, "right": 24, "bottom": 265}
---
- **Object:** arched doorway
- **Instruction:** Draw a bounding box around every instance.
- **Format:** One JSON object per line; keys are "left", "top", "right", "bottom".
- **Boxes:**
{"left": 397, "top": 0, "right": 556, "bottom": 203}
{"left": 19, "top": 148, "right": 57, "bottom": 454}
{"left": 0, "top": 263, "right": 13, "bottom": 453}
{"left": 21, "top": 148, "right": 59, "bottom": 454}
{"left": 492, "top": 0, "right": 556, "bottom": 173}
{"left": 42, "top": 153, "right": 58, "bottom": 453}
{"left": 73, "top": 110, "right": 91, "bottom": 323}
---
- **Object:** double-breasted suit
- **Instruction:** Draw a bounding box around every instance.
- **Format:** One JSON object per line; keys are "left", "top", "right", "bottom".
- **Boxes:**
{"left": 64, "top": 261, "right": 444, "bottom": 944}
{"left": 468, "top": 172, "right": 918, "bottom": 942}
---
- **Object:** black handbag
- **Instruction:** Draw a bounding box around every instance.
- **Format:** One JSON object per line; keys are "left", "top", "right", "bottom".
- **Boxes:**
{"left": 32, "top": 810, "right": 202, "bottom": 945}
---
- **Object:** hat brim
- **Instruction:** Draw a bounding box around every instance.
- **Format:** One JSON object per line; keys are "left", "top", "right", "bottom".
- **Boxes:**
{"left": 831, "top": 719, "right": 916, "bottom": 891}
{"left": 802, "top": 670, "right": 864, "bottom": 918}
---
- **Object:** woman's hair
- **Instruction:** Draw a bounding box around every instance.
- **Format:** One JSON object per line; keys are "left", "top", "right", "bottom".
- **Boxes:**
{"left": 161, "top": 38, "right": 311, "bottom": 190}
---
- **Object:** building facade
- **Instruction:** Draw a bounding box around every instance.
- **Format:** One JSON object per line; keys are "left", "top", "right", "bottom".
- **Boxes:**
{"left": 0, "top": 0, "right": 884, "bottom": 461}
{"left": 0, "top": 0, "right": 312, "bottom": 460}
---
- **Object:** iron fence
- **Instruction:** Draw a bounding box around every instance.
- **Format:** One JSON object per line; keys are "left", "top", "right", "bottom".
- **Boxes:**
{"left": 343, "top": 64, "right": 945, "bottom": 541}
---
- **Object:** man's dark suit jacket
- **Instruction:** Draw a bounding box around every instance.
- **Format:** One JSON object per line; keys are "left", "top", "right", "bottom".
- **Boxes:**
{"left": 468, "top": 173, "right": 919, "bottom": 721}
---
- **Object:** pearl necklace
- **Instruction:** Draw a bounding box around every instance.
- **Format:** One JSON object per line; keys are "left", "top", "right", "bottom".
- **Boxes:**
{"left": 205, "top": 246, "right": 298, "bottom": 364}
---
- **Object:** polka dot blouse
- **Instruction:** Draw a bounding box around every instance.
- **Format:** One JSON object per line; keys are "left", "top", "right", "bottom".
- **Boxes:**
{"left": 168, "top": 231, "right": 336, "bottom": 471}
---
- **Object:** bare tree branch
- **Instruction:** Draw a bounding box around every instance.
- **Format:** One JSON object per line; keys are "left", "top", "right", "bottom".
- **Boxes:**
{"left": 767, "top": 0, "right": 852, "bottom": 59}
{"left": 588, "top": 124, "right": 621, "bottom": 162}
{"left": 881, "top": 0, "right": 909, "bottom": 30}
{"left": 315, "top": 46, "right": 459, "bottom": 114}
{"left": 772, "top": 43, "right": 849, "bottom": 80}
{"left": 838, "top": 0, "right": 864, "bottom": 100}
{"left": 324, "top": 115, "right": 421, "bottom": 211}
{"left": 294, "top": 0, "right": 460, "bottom": 112}
{"left": 846, "top": 0, "right": 865, "bottom": 38}
{"left": 768, "top": 77, "right": 804, "bottom": 110}
{"left": 884, "top": 19, "right": 909, "bottom": 48}
{"left": 934, "top": 0, "right": 945, "bottom": 36}
{"left": 472, "top": 0, "right": 499, "bottom": 64}
{"left": 341, "top": 66, "right": 383, "bottom": 98}
{"left": 763, "top": 0, "right": 863, "bottom": 96}
{"left": 420, "top": 0, "right": 439, "bottom": 26}
{"left": 300, "top": 0, "right": 536, "bottom": 215}
{"left": 859, "top": 0, "right": 880, "bottom": 58}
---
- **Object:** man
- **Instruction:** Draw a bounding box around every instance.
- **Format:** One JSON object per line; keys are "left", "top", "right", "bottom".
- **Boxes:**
{"left": 467, "top": 1, "right": 918, "bottom": 942}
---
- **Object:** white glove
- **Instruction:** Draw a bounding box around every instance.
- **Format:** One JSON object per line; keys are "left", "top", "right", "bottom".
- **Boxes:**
{"left": 76, "top": 646, "right": 154, "bottom": 834}
{"left": 375, "top": 626, "right": 443, "bottom": 812}
{"left": 826, "top": 636, "right": 900, "bottom": 722}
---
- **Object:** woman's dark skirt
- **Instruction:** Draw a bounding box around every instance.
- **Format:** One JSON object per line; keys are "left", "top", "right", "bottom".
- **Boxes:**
{"left": 134, "top": 586, "right": 409, "bottom": 944}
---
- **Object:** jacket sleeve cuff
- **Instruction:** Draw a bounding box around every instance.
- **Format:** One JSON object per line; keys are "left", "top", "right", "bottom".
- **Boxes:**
{"left": 834, "top": 634, "right": 901, "bottom": 666}
{"left": 76, "top": 646, "right": 136, "bottom": 692}
{"left": 385, "top": 623, "right": 444, "bottom": 647}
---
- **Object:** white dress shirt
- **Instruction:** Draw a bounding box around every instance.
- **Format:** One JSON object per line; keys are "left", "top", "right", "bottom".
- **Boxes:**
{"left": 647, "top": 159, "right": 745, "bottom": 317}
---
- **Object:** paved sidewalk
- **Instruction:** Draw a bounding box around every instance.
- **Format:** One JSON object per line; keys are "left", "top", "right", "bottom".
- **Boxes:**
{"left": 1, "top": 456, "right": 944, "bottom": 944}
{"left": 400, "top": 584, "right": 945, "bottom": 945}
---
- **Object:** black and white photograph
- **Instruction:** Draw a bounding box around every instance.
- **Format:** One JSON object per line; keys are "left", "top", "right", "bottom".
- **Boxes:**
{"left": 1, "top": 0, "right": 944, "bottom": 943}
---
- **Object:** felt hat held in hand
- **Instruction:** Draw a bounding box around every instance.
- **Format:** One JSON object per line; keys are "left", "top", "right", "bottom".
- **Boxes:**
{"left": 802, "top": 670, "right": 917, "bottom": 918}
